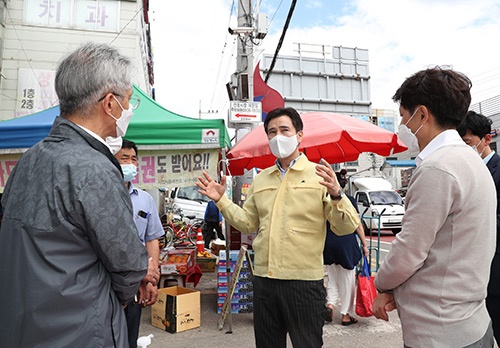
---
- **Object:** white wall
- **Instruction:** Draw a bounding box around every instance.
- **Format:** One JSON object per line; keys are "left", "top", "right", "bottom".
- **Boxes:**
{"left": 0, "top": 0, "right": 151, "bottom": 121}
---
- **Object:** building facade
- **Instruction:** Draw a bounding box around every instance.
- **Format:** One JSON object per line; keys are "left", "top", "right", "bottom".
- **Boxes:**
{"left": 0, "top": 0, "right": 153, "bottom": 121}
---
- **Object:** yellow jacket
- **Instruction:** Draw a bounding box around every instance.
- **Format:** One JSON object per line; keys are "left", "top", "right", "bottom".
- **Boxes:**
{"left": 217, "top": 155, "right": 359, "bottom": 280}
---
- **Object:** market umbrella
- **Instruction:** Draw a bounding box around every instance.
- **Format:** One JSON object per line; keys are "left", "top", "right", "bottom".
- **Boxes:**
{"left": 226, "top": 111, "right": 407, "bottom": 175}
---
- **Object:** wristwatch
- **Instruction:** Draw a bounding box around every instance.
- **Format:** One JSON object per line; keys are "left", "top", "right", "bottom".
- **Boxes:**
{"left": 331, "top": 190, "right": 344, "bottom": 201}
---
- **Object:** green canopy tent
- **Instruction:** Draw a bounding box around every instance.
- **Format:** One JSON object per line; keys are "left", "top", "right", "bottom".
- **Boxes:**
{"left": 128, "top": 86, "right": 231, "bottom": 149}
{"left": 0, "top": 85, "right": 231, "bottom": 190}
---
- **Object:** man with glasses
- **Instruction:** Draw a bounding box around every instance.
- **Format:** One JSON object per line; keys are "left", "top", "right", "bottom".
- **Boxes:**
{"left": 0, "top": 42, "right": 157, "bottom": 347}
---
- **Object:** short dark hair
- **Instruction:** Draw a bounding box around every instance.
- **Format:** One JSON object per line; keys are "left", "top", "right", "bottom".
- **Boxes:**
{"left": 457, "top": 111, "right": 492, "bottom": 138}
{"left": 264, "top": 107, "right": 304, "bottom": 134}
{"left": 121, "top": 138, "right": 138, "bottom": 156}
{"left": 392, "top": 66, "right": 472, "bottom": 129}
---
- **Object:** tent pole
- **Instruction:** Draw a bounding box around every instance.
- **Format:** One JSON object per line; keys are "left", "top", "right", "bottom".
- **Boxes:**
{"left": 221, "top": 147, "right": 232, "bottom": 333}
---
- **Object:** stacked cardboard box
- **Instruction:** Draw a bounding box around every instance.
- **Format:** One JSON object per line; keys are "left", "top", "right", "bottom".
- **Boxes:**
{"left": 217, "top": 250, "right": 254, "bottom": 314}
{"left": 160, "top": 247, "right": 196, "bottom": 275}
{"left": 196, "top": 254, "right": 217, "bottom": 272}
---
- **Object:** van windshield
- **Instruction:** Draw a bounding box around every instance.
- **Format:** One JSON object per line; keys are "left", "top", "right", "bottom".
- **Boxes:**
{"left": 370, "top": 191, "right": 403, "bottom": 205}
{"left": 177, "top": 186, "right": 210, "bottom": 203}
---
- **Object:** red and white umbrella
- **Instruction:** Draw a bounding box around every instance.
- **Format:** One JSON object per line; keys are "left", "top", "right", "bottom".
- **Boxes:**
{"left": 226, "top": 111, "right": 407, "bottom": 175}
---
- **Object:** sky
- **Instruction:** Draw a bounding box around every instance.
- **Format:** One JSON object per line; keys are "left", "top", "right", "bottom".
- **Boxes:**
{"left": 148, "top": 0, "right": 500, "bottom": 120}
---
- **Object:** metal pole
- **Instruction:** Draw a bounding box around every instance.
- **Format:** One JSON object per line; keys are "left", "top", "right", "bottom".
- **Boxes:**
{"left": 227, "top": 0, "right": 255, "bottom": 333}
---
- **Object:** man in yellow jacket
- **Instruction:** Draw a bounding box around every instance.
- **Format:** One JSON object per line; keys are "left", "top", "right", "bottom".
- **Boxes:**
{"left": 197, "top": 107, "right": 359, "bottom": 348}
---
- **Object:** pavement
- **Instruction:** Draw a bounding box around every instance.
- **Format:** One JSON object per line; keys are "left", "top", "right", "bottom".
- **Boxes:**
{"left": 138, "top": 265, "right": 404, "bottom": 348}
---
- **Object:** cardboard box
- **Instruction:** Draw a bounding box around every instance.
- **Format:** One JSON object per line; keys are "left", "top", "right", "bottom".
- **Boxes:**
{"left": 197, "top": 255, "right": 216, "bottom": 272}
{"left": 151, "top": 286, "right": 200, "bottom": 333}
{"left": 241, "top": 232, "right": 257, "bottom": 248}
{"left": 210, "top": 243, "right": 226, "bottom": 256}
{"left": 160, "top": 248, "right": 196, "bottom": 275}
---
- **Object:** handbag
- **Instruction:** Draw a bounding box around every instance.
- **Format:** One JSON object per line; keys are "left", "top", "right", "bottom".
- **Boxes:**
{"left": 355, "top": 255, "right": 377, "bottom": 317}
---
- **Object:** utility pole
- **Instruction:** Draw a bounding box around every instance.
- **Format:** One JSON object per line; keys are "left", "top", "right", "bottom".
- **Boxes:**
{"left": 220, "top": 0, "right": 267, "bottom": 332}
{"left": 226, "top": 0, "right": 268, "bottom": 202}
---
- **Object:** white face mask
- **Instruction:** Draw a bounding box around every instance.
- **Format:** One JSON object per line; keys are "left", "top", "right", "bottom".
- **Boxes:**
{"left": 105, "top": 136, "right": 123, "bottom": 155}
{"left": 470, "top": 138, "right": 486, "bottom": 157}
{"left": 398, "top": 108, "right": 423, "bottom": 153}
{"left": 269, "top": 134, "right": 299, "bottom": 159}
{"left": 107, "top": 95, "right": 133, "bottom": 137}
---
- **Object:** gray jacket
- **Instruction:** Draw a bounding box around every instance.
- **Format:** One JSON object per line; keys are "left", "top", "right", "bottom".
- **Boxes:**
{"left": 0, "top": 117, "right": 148, "bottom": 347}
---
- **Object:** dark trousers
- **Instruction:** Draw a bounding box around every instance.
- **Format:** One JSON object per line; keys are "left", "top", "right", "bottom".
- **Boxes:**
{"left": 486, "top": 295, "right": 500, "bottom": 344}
{"left": 203, "top": 221, "right": 224, "bottom": 248}
{"left": 125, "top": 301, "right": 142, "bottom": 348}
{"left": 252, "top": 276, "right": 325, "bottom": 348}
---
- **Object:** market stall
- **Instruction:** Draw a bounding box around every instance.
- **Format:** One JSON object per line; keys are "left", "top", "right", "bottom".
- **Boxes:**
{"left": 0, "top": 85, "right": 231, "bottom": 191}
{"left": 0, "top": 86, "right": 232, "bottom": 290}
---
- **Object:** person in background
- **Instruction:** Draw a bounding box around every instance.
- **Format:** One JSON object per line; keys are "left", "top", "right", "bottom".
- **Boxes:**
{"left": 457, "top": 110, "right": 500, "bottom": 342}
{"left": 323, "top": 172, "right": 369, "bottom": 325}
{"left": 338, "top": 169, "right": 348, "bottom": 188}
{"left": 373, "top": 67, "right": 496, "bottom": 348}
{"left": 115, "top": 139, "right": 164, "bottom": 348}
{"left": 203, "top": 200, "right": 225, "bottom": 249}
{"left": 0, "top": 42, "right": 158, "bottom": 347}
{"left": 196, "top": 107, "right": 359, "bottom": 348}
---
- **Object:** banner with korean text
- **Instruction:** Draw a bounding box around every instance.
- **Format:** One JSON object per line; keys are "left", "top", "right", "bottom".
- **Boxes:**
{"left": 0, "top": 149, "right": 218, "bottom": 192}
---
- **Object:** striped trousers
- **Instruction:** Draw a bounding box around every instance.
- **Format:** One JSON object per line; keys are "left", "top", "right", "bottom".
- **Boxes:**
{"left": 253, "top": 276, "right": 326, "bottom": 348}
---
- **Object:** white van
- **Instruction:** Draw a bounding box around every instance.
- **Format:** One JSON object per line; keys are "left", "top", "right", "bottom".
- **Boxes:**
{"left": 351, "top": 177, "right": 405, "bottom": 235}
{"left": 170, "top": 186, "right": 209, "bottom": 220}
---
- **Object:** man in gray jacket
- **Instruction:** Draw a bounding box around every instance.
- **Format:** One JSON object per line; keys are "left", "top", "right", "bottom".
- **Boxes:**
{"left": 0, "top": 43, "right": 156, "bottom": 347}
{"left": 373, "top": 67, "right": 496, "bottom": 347}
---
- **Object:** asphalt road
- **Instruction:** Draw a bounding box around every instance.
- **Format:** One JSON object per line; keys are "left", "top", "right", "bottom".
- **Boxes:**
{"left": 138, "top": 236, "right": 405, "bottom": 348}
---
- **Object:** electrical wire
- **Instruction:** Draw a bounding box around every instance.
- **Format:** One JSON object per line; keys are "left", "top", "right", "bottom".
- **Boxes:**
{"left": 109, "top": 6, "right": 144, "bottom": 45}
{"left": 209, "top": 0, "right": 236, "bottom": 111}
{"left": 2, "top": 1, "right": 144, "bottom": 114}
{"left": 4, "top": 5, "right": 58, "bottom": 108}
{"left": 261, "top": 0, "right": 284, "bottom": 29}
{"left": 265, "top": 0, "right": 297, "bottom": 83}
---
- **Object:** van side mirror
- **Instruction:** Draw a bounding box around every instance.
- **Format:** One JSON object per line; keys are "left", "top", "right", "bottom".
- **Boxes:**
{"left": 362, "top": 201, "right": 370, "bottom": 207}
{"left": 170, "top": 190, "right": 175, "bottom": 199}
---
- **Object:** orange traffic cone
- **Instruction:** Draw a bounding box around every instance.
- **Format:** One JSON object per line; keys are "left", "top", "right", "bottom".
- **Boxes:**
{"left": 196, "top": 228, "right": 204, "bottom": 253}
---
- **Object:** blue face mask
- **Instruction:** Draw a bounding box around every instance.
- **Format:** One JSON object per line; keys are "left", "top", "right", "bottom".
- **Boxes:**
{"left": 121, "top": 164, "right": 137, "bottom": 182}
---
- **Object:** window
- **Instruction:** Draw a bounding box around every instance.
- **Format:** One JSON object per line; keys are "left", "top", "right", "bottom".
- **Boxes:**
{"left": 24, "top": 0, "right": 120, "bottom": 32}
{"left": 177, "top": 186, "right": 210, "bottom": 203}
{"left": 357, "top": 192, "right": 368, "bottom": 206}
{"left": 369, "top": 191, "right": 403, "bottom": 205}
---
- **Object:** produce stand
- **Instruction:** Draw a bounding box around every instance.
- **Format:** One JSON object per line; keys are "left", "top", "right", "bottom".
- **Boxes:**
{"left": 159, "top": 246, "right": 203, "bottom": 288}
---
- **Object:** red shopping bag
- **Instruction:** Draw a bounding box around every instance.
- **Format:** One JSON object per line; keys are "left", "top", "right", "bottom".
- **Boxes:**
{"left": 356, "top": 256, "right": 377, "bottom": 317}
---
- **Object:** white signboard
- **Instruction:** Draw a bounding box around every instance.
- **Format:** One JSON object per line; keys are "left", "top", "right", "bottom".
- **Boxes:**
{"left": 201, "top": 128, "right": 220, "bottom": 144}
{"left": 229, "top": 101, "right": 262, "bottom": 123}
{"left": 24, "top": 0, "right": 119, "bottom": 31}
{"left": 0, "top": 149, "right": 218, "bottom": 191}
{"left": 16, "top": 68, "right": 58, "bottom": 118}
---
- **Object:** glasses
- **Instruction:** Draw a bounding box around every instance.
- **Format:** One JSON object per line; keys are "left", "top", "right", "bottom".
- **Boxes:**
{"left": 98, "top": 92, "right": 141, "bottom": 110}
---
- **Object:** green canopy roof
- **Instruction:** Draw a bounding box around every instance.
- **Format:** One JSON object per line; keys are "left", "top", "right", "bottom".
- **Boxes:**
{"left": 128, "top": 85, "right": 231, "bottom": 149}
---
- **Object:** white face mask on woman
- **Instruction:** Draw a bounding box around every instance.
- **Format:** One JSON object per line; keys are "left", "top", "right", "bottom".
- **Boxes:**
{"left": 269, "top": 134, "right": 299, "bottom": 159}
{"left": 398, "top": 108, "right": 423, "bottom": 153}
{"left": 106, "top": 95, "right": 133, "bottom": 137}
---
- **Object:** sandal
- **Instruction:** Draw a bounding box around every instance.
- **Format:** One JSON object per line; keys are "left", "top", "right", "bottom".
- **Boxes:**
{"left": 341, "top": 316, "right": 358, "bottom": 326}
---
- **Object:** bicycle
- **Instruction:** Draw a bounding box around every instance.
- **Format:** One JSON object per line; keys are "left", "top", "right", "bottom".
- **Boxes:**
{"left": 159, "top": 208, "right": 204, "bottom": 249}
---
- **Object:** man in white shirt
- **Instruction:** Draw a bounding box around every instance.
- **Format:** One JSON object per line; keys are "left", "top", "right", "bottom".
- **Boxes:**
{"left": 373, "top": 67, "right": 496, "bottom": 348}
